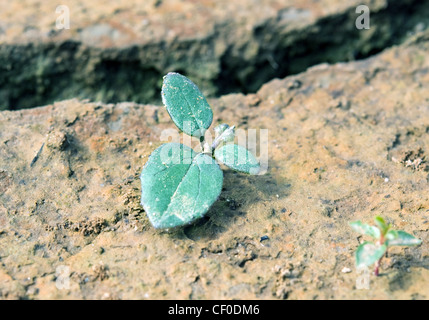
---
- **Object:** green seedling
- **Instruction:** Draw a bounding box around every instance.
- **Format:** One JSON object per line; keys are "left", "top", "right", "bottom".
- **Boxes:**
{"left": 349, "top": 216, "right": 422, "bottom": 276}
{"left": 140, "top": 72, "right": 260, "bottom": 229}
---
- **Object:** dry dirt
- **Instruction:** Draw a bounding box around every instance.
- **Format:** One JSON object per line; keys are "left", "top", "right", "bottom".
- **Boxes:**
{"left": 1, "top": 31, "right": 429, "bottom": 300}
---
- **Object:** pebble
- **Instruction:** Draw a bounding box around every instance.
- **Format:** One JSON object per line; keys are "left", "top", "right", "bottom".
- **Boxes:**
{"left": 341, "top": 267, "right": 352, "bottom": 273}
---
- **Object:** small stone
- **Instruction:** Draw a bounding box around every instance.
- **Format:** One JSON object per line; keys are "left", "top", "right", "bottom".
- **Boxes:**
{"left": 46, "top": 130, "right": 68, "bottom": 151}
{"left": 341, "top": 267, "right": 352, "bottom": 273}
{"left": 260, "top": 235, "right": 269, "bottom": 242}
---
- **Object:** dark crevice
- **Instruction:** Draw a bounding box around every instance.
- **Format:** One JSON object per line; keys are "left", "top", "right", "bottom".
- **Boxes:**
{"left": 1, "top": 0, "right": 429, "bottom": 110}
{"left": 215, "top": 0, "right": 429, "bottom": 96}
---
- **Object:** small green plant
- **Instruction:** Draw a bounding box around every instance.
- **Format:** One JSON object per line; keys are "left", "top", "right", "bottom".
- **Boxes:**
{"left": 349, "top": 216, "right": 422, "bottom": 276}
{"left": 140, "top": 72, "right": 260, "bottom": 229}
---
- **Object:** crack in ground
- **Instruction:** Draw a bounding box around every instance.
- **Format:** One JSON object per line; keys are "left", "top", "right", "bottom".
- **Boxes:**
{"left": 1, "top": 0, "right": 429, "bottom": 110}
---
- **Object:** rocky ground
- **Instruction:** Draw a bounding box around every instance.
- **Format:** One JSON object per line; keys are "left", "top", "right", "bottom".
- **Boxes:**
{"left": 1, "top": 0, "right": 429, "bottom": 110}
{"left": 1, "top": 23, "right": 428, "bottom": 298}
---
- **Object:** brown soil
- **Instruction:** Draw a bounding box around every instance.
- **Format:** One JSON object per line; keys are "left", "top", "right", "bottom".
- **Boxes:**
{"left": 1, "top": 30, "right": 429, "bottom": 299}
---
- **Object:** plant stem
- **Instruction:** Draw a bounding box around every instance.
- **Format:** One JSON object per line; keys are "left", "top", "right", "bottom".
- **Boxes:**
{"left": 374, "top": 259, "right": 381, "bottom": 277}
{"left": 211, "top": 125, "right": 235, "bottom": 151}
{"left": 199, "top": 136, "right": 205, "bottom": 152}
{"left": 374, "top": 234, "right": 385, "bottom": 277}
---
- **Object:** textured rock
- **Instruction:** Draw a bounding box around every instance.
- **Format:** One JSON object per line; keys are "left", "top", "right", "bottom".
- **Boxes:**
{"left": 1, "top": 0, "right": 429, "bottom": 109}
{"left": 0, "top": 31, "right": 429, "bottom": 299}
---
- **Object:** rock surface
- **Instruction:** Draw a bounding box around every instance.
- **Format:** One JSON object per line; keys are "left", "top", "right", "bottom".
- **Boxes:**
{"left": 1, "top": 0, "right": 429, "bottom": 110}
{"left": 1, "top": 31, "right": 429, "bottom": 299}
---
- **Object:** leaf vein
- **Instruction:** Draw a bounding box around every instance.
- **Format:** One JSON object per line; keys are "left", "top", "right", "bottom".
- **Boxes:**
{"left": 180, "top": 87, "right": 204, "bottom": 132}
{"left": 162, "top": 155, "right": 197, "bottom": 220}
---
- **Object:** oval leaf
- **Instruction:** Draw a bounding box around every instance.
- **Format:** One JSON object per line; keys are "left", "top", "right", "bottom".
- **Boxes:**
{"left": 349, "top": 221, "right": 380, "bottom": 239}
{"left": 355, "top": 242, "right": 387, "bottom": 267}
{"left": 385, "top": 230, "right": 422, "bottom": 246}
{"left": 214, "top": 144, "right": 260, "bottom": 174}
{"left": 140, "top": 143, "right": 223, "bottom": 229}
{"left": 161, "top": 72, "right": 213, "bottom": 137}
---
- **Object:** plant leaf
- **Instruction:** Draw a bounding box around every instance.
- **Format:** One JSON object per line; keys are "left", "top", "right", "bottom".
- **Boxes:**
{"left": 355, "top": 242, "right": 387, "bottom": 267}
{"left": 374, "top": 216, "right": 389, "bottom": 235}
{"left": 385, "top": 230, "right": 422, "bottom": 246}
{"left": 214, "top": 124, "right": 235, "bottom": 143}
{"left": 214, "top": 144, "right": 260, "bottom": 175}
{"left": 140, "top": 143, "right": 223, "bottom": 228}
{"left": 349, "top": 221, "right": 381, "bottom": 239}
{"left": 214, "top": 123, "right": 230, "bottom": 135}
{"left": 161, "top": 72, "right": 213, "bottom": 137}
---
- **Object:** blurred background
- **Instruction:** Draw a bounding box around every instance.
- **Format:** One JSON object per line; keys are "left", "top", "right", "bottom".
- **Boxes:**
{"left": 1, "top": 0, "right": 429, "bottom": 110}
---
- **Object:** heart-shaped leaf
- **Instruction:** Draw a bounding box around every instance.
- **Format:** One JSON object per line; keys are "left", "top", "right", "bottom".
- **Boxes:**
{"left": 214, "top": 144, "right": 260, "bottom": 175}
{"left": 385, "top": 230, "right": 422, "bottom": 246}
{"left": 140, "top": 143, "right": 223, "bottom": 229}
{"left": 161, "top": 72, "right": 213, "bottom": 137}
{"left": 349, "top": 221, "right": 381, "bottom": 239}
{"left": 355, "top": 242, "right": 387, "bottom": 267}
